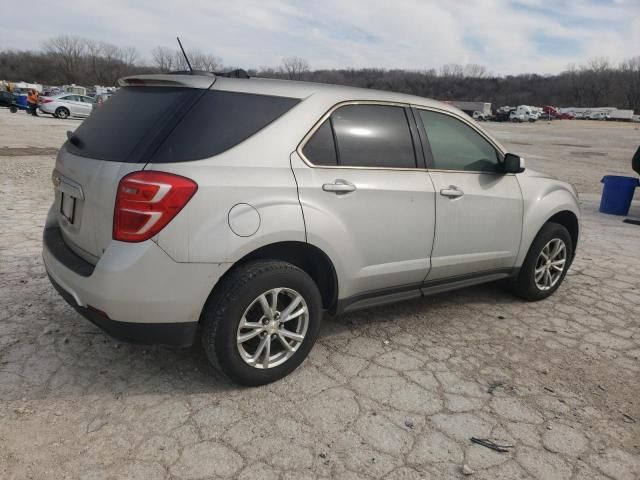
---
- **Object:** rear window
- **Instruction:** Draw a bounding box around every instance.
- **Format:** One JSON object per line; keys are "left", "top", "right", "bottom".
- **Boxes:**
{"left": 66, "top": 87, "right": 198, "bottom": 162}
{"left": 66, "top": 87, "right": 300, "bottom": 163}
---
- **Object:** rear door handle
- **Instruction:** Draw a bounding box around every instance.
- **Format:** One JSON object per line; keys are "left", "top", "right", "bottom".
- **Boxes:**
{"left": 323, "top": 180, "right": 356, "bottom": 194}
{"left": 440, "top": 186, "right": 464, "bottom": 198}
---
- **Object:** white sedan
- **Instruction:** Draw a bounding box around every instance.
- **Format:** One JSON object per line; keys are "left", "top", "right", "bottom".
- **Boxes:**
{"left": 39, "top": 94, "right": 95, "bottom": 119}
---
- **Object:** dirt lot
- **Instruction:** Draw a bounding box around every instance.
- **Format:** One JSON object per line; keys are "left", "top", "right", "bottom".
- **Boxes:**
{"left": 1, "top": 109, "right": 639, "bottom": 480}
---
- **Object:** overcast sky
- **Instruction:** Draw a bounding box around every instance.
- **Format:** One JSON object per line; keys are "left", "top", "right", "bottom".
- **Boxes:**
{"left": 1, "top": 0, "right": 639, "bottom": 75}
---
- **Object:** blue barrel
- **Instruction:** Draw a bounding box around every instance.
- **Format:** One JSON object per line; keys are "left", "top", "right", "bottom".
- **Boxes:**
{"left": 16, "top": 94, "right": 28, "bottom": 107}
{"left": 600, "top": 175, "right": 639, "bottom": 215}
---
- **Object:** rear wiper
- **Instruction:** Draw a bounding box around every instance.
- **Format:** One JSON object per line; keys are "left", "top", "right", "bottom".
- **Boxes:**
{"left": 66, "top": 130, "right": 83, "bottom": 148}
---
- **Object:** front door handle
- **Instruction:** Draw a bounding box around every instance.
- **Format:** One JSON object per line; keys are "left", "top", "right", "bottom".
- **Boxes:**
{"left": 323, "top": 180, "right": 356, "bottom": 194}
{"left": 440, "top": 186, "right": 464, "bottom": 198}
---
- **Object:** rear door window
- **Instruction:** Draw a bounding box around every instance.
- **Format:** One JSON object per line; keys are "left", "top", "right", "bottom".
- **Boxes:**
{"left": 301, "top": 119, "right": 338, "bottom": 166}
{"left": 331, "top": 104, "right": 416, "bottom": 168}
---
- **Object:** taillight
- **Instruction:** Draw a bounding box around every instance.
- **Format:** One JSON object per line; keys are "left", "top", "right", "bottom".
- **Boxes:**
{"left": 113, "top": 171, "right": 197, "bottom": 242}
{"left": 41, "top": 98, "right": 53, "bottom": 103}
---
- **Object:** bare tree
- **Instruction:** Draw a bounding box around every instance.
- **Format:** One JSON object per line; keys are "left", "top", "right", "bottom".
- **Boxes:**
{"left": 4, "top": 36, "right": 640, "bottom": 112}
{"left": 280, "top": 57, "right": 310, "bottom": 80}
{"left": 464, "top": 64, "right": 489, "bottom": 78}
{"left": 119, "top": 46, "right": 138, "bottom": 68}
{"left": 580, "top": 57, "right": 612, "bottom": 106}
{"left": 440, "top": 64, "right": 464, "bottom": 78}
{"left": 620, "top": 56, "right": 640, "bottom": 113}
{"left": 43, "top": 35, "right": 86, "bottom": 83}
{"left": 189, "top": 50, "right": 222, "bottom": 72}
{"left": 151, "top": 46, "right": 176, "bottom": 72}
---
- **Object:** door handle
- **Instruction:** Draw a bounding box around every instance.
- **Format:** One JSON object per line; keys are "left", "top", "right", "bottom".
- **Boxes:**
{"left": 323, "top": 180, "right": 356, "bottom": 194}
{"left": 440, "top": 186, "right": 464, "bottom": 198}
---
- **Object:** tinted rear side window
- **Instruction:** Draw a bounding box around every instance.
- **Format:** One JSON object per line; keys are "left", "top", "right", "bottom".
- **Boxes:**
{"left": 301, "top": 119, "right": 337, "bottom": 166}
{"left": 66, "top": 87, "right": 198, "bottom": 162}
{"left": 331, "top": 104, "right": 416, "bottom": 168}
{"left": 152, "top": 90, "right": 299, "bottom": 163}
{"left": 66, "top": 87, "right": 300, "bottom": 163}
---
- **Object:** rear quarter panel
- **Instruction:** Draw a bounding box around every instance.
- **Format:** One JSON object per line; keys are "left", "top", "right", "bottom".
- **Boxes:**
{"left": 147, "top": 99, "right": 321, "bottom": 263}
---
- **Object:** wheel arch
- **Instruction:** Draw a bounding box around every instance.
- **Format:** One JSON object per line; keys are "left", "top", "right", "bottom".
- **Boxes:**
{"left": 204, "top": 241, "right": 339, "bottom": 317}
{"left": 546, "top": 210, "right": 579, "bottom": 259}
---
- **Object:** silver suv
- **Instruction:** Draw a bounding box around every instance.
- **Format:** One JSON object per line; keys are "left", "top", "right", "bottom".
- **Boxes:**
{"left": 43, "top": 73, "right": 580, "bottom": 385}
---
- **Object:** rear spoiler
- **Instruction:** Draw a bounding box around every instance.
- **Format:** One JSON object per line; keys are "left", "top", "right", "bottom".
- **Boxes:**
{"left": 118, "top": 74, "right": 217, "bottom": 89}
{"left": 118, "top": 69, "right": 250, "bottom": 89}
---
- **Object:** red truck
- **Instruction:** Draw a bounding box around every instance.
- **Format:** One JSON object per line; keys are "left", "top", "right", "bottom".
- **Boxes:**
{"left": 543, "top": 106, "right": 575, "bottom": 120}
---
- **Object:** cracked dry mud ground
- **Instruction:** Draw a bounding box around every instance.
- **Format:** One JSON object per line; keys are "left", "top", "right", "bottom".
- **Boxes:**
{"left": 1, "top": 110, "right": 639, "bottom": 479}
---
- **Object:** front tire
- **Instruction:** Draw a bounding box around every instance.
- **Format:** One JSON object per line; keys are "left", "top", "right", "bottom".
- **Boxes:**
{"left": 55, "top": 107, "right": 69, "bottom": 119}
{"left": 512, "top": 222, "right": 573, "bottom": 301}
{"left": 201, "top": 260, "right": 322, "bottom": 386}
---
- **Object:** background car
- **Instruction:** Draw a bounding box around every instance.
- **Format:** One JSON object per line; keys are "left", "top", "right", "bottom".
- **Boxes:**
{"left": 509, "top": 111, "right": 525, "bottom": 122}
{"left": 472, "top": 111, "right": 488, "bottom": 121}
{"left": 91, "top": 93, "right": 113, "bottom": 112}
{"left": 0, "top": 90, "right": 16, "bottom": 108}
{"left": 588, "top": 111, "right": 608, "bottom": 120}
{"left": 39, "top": 94, "right": 95, "bottom": 119}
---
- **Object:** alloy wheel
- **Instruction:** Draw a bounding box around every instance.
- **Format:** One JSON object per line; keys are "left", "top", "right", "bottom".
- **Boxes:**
{"left": 236, "top": 288, "right": 309, "bottom": 369}
{"left": 534, "top": 238, "right": 567, "bottom": 291}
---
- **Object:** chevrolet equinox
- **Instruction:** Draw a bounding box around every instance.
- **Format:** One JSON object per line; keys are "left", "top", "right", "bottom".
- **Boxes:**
{"left": 43, "top": 72, "right": 580, "bottom": 385}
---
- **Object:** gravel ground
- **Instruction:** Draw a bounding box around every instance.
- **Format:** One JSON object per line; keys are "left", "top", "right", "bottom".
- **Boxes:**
{"left": 1, "top": 108, "right": 639, "bottom": 480}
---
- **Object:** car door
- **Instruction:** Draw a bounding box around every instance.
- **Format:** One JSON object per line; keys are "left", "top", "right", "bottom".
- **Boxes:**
{"left": 291, "top": 102, "right": 436, "bottom": 300}
{"left": 61, "top": 95, "right": 81, "bottom": 116}
{"left": 415, "top": 107, "right": 523, "bottom": 281}
{"left": 78, "top": 96, "right": 95, "bottom": 116}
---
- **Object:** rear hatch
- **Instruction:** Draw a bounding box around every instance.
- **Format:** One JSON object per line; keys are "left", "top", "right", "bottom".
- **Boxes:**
{"left": 53, "top": 77, "right": 213, "bottom": 262}
{"left": 52, "top": 74, "right": 301, "bottom": 263}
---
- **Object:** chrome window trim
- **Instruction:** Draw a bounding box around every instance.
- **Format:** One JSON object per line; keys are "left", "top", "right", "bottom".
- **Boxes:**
{"left": 296, "top": 100, "right": 512, "bottom": 175}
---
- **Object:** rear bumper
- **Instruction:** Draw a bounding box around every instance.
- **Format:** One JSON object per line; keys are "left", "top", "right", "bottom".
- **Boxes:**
{"left": 43, "top": 216, "right": 231, "bottom": 347}
{"left": 48, "top": 273, "right": 198, "bottom": 346}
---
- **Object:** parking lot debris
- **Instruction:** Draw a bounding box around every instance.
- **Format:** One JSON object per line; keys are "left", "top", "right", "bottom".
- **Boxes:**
{"left": 86, "top": 417, "right": 108, "bottom": 433}
{"left": 488, "top": 381, "right": 505, "bottom": 394}
{"left": 462, "top": 464, "right": 475, "bottom": 475}
{"left": 404, "top": 420, "right": 415, "bottom": 429}
{"left": 470, "top": 437, "right": 514, "bottom": 453}
{"left": 622, "top": 413, "right": 636, "bottom": 424}
{"left": 14, "top": 406, "right": 34, "bottom": 415}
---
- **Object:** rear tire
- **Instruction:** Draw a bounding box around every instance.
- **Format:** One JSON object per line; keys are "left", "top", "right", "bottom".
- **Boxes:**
{"left": 55, "top": 107, "right": 69, "bottom": 119}
{"left": 9, "top": 105, "right": 17, "bottom": 113}
{"left": 512, "top": 222, "right": 573, "bottom": 301}
{"left": 201, "top": 260, "right": 322, "bottom": 386}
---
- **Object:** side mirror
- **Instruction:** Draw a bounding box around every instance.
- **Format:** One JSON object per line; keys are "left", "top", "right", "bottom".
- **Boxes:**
{"left": 503, "top": 153, "right": 525, "bottom": 173}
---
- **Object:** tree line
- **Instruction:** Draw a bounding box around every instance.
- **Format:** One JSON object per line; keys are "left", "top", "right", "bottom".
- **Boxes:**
{"left": 1, "top": 35, "right": 638, "bottom": 112}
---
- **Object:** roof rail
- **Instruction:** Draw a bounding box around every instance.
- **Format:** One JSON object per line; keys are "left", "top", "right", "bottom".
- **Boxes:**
{"left": 214, "top": 69, "right": 250, "bottom": 79}
{"left": 168, "top": 70, "right": 215, "bottom": 76}
{"left": 167, "top": 69, "right": 250, "bottom": 79}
